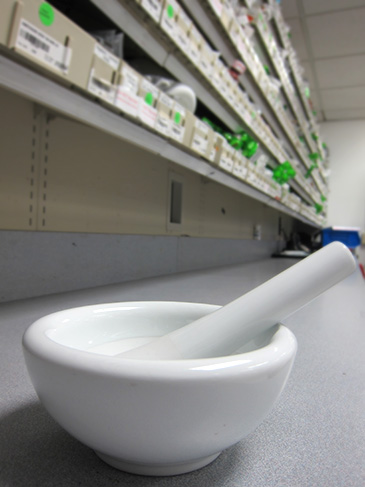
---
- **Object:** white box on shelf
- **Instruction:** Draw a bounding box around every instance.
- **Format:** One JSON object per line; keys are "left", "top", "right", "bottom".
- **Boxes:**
{"left": 139, "top": 0, "right": 164, "bottom": 23}
{"left": 87, "top": 43, "right": 120, "bottom": 105}
{"left": 155, "top": 91, "right": 174, "bottom": 137}
{"left": 138, "top": 78, "right": 159, "bottom": 128}
{"left": 170, "top": 102, "right": 187, "bottom": 144}
{"left": 7, "top": 0, "right": 95, "bottom": 90}
{"left": 114, "top": 61, "right": 141, "bottom": 118}
{"left": 175, "top": 7, "right": 192, "bottom": 53}
{"left": 208, "top": 133, "right": 225, "bottom": 165}
{"left": 160, "top": 0, "right": 180, "bottom": 42}
{"left": 218, "top": 141, "right": 235, "bottom": 173}
{"left": 190, "top": 119, "right": 214, "bottom": 159}
{"left": 232, "top": 153, "right": 248, "bottom": 180}
{"left": 187, "top": 24, "right": 202, "bottom": 66}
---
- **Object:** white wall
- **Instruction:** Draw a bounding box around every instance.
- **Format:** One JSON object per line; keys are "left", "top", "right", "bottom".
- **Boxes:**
{"left": 321, "top": 121, "right": 365, "bottom": 264}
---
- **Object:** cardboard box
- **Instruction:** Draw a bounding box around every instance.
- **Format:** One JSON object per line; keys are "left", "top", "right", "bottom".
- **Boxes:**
{"left": 138, "top": 78, "right": 159, "bottom": 128}
{"left": 232, "top": 153, "right": 248, "bottom": 180}
{"left": 218, "top": 140, "right": 235, "bottom": 173}
{"left": 139, "top": 0, "right": 164, "bottom": 23}
{"left": 155, "top": 91, "right": 174, "bottom": 137}
{"left": 114, "top": 61, "right": 141, "bottom": 119}
{"left": 220, "top": 4, "right": 234, "bottom": 31}
{"left": 160, "top": 0, "right": 180, "bottom": 42}
{"left": 170, "top": 102, "right": 188, "bottom": 144}
{"left": 198, "top": 40, "right": 216, "bottom": 82}
{"left": 175, "top": 6, "right": 192, "bottom": 52}
{"left": 7, "top": 0, "right": 95, "bottom": 89}
{"left": 190, "top": 118, "right": 214, "bottom": 159}
{"left": 208, "top": 132, "right": 225, "bottom": 165}
{"left": 87, "top": 43, "right": 120, "bottom": 105}
{"left": 187, "top": 24, "right": 202, "bottom": 66}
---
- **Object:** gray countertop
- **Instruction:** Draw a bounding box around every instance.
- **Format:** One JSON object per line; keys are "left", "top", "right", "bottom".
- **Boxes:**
{"left": 1, "top": 258, "right": 364, "bottom": 486}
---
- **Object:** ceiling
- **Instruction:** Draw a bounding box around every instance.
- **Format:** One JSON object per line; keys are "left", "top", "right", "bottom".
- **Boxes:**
{"left": 280, "top": 0, "right": 365, "bottom": 121}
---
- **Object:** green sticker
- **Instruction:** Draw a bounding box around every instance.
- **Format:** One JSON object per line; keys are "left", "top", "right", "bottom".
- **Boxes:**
{"left": 39, "top": 2, "right": 55, "bottom": 26}
{"left": 174, "top": 112, "right": 181, "bottom": 124}
{"left": 145, "top": 92, "right": 153, "bottom": 105}
{"left": 167, "top": 4, "right": 174, "bottom": 18}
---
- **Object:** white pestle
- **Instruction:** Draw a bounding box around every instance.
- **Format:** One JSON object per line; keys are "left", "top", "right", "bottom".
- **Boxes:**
{"left": 120, "top": 242, "right": 357, "bottom": 360}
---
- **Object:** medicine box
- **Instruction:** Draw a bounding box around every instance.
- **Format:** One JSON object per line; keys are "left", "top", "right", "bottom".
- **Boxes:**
{"left": 198, "top": 40, "right": 216, "bottom": 82}
{"left": 208, "top": 133, "right": 225, "bottom": 165}
{"left": 220, "top": 4, "right": 234, "bottom": 31}
{"left": 6, "top": 0, "right": 95, "bottom": 90}
{"left": 155, "top": 91, "right": 174, "bottom": 137}
{"left": 190, "top": 118, "right": 214, "bottom": 159}
{"left": 160, "top": 0, "right": 180, "bottom": 42}
{"left": 170, "top": 102, "right": 188, "bottom": 144}
{"left": 187, "top": 24, "right": 202, "bottom": 66}
{"left": 114, "top": 61, "right": 141, "bottom": 119}
{"left": 218, "top": 140, "right": 235, "bottom": 173}
{"left": 87, "top": 43, "right": 120, "bottom": 106}
{"left": 138, "top": 0, "right": 164, "bottom": 23}
{"left": 232, "top": 153, "right": 248, "bottom": 180}
{"left": 174, "top": 6, "right": 192, "bottom": 53}
{"left": 138, "top": 78, "right": 159, "bottom": 129}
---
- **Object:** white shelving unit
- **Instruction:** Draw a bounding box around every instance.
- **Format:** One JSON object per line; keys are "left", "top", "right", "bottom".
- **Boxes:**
{"left": 0, "top": 53, "right": 318, "bottom": 227}
{"left": 0, "top": 0, "right": 328, "bottom": 244}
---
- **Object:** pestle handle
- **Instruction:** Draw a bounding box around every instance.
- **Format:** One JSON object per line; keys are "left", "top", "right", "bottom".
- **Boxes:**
{"left": 121, "top": 242, "right": 356, "bottom": 360}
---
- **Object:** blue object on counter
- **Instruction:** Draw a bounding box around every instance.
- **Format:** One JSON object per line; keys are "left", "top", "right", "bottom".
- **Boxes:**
{"left": 322, "top": 227, "right": 361, "bottom": 249}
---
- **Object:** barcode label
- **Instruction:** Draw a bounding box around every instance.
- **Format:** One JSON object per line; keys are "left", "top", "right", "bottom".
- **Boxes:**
{"left": 15, "top": 19, "right": 72, "bottom": 73}
{"left": 19, "top": 29, "right": 50, "bottom": 52}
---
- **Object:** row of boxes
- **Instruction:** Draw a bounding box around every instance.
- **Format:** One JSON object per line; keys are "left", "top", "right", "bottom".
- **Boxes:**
{"left": 272, "top": 5, "right": 326, "bottom": 161}
{"left": 132, "top": 0, "right": 288, "bottom": 162}
{"left": 210, "top": 0, "right": 326, "bottom": 193}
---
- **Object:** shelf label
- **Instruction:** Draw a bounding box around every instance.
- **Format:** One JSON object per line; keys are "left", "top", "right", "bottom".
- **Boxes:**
{"left": 15, "top": 19, "right": 72, "bottom": 73}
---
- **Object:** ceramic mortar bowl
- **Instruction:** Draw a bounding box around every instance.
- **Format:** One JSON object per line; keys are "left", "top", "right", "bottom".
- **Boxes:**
{"left": 22, "top": 301, "right": 297, "bottom": 477}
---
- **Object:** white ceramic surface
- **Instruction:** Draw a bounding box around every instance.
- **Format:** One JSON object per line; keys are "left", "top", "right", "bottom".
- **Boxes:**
{"left": 122, "top": 242, "right": 356, "bottom": 360}
{"left": 23, "top": 302, "right": 297, "bottom": 476}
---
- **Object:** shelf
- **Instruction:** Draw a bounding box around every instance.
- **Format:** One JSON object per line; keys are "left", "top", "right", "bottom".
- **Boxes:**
{"left": 271, "top": 6, "right": 327, "bottom": 164}
{"left": 90, "top": 0, "right": 242, "bottom": 133}
{"left": 179, "top": 0, "right": 322, "bottom": 204}
{"left": 0, "top": 53, "right": 320, "bottom": 228}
